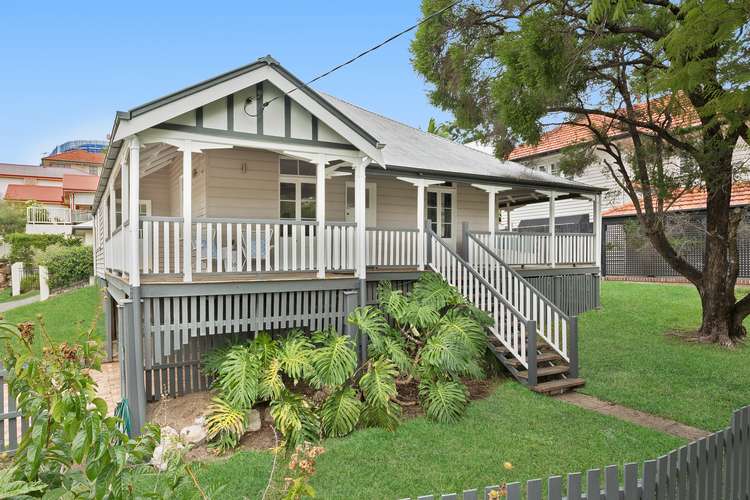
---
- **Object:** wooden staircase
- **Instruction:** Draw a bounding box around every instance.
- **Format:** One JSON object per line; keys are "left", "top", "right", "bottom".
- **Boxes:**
{"left": 488, "top": 335, "right": 585, "bottom": 395}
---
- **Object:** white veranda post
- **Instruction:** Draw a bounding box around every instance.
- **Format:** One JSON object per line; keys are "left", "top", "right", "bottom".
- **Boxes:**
{"left": 396, "top": 177, "right": 445, "bottom": 271}
{"left": 182, "top": 141, "right": 193, "bottom": 282}
{"left": 128, "top": 136, "right": 140, "bottom": 285}
{"left": 354, "top": 157, "right": 368, "bottom": 279}
{"left": 471, "top": 184, "right": 511, "bottom": 244}
{"left": 548, "top": 191, "right": 557, "bottom": 268}
{"left": 316, "top": 157, "right": 326, "bottom": 279}
{"left": 594, "top": 193, "right": 602, "bottom": 268}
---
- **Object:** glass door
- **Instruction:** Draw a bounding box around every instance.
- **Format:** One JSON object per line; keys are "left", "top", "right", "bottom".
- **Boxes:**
{"left": 427, "top": 189, "right": 455, "bottom": 248}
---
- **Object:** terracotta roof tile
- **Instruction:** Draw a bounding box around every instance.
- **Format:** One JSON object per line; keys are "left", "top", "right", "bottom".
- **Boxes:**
{"left": 63, "top": 174, "right": 99, "bottom": 192}
{"left": 43, "top": 150, "right": 105, "bottom": 165}
{"left": 509, "top": 94, "right": 701, "bottom": 160}
{"left": 602, "top": 183, "right": 750, "bottom": 218}
{"left": 5, "top": 185, "right": 64, "bottom": 204}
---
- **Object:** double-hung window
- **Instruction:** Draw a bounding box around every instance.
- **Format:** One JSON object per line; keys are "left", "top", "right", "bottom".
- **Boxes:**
{"left": 279, "top": 158, "right": 316, "bottom": 220}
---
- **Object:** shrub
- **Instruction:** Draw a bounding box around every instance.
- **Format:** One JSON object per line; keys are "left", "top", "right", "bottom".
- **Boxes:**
{"left": 35, "top": 243, "right": 93, "bottom": 289}
{"left": 5, "top": 232, "right": 81, "bottom": 267}
{"left": 19, "top": 274, "right": 38, "bottom": 294}
{"left": 0, "top": 201, "right": 26, "bottom": 237}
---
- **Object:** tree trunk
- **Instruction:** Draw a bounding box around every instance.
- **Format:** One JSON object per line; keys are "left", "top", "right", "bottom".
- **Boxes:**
{"left": 697, "top": 282, "right": 747, "bottom": 346}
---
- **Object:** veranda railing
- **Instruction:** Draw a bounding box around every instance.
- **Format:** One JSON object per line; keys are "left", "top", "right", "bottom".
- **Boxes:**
{"left": 475, "top": 231, "right": 596, "bottom": 266}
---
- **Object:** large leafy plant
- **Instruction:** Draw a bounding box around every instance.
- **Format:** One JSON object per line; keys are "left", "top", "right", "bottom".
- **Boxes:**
{"left": 0, "top": 317, "right": 190, "bottom": 498}
{"left": 349, "top": 272, "right": 491, "bottom": 423}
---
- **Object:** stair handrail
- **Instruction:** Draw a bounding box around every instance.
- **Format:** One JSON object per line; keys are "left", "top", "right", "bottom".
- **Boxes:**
{"left": 425, "top": 227, "right": 537, "bottom": 373}
{"left": 466, "top": 230, "right": 578, "bottom": 375}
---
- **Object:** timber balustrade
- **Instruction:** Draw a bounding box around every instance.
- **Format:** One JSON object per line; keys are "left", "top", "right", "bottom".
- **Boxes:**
{"left": 103, "top": 223, "right": 130, "bottom": 276}
{"left": 475, "top": 231, "right": 596, "bottom": 266}
{"left": 467, "top": 232, "right": 576, "bottom": 369}
{"left": 366, "top": 228, "right": 421, "bottom": 268}
{"left": 427, "top": 228, "right": 535, "bottom": 370}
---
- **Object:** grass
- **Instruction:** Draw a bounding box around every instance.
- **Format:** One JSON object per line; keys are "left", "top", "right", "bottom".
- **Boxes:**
{"left": 579, "top": 281, "right": 750, "bottom": 431}
{"left": 1, "top": 286, "right": 103, "bottom": 351}
{"left": 0, "top": 287, "right": 38, "bottom": 304}
{"left": 145, "top": 382, "right": 683, "bottom": 499}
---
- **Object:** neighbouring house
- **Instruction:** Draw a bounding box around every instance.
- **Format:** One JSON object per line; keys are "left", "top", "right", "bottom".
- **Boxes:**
{"left": 602, "top": 183, "right": 750, "bottom": 280}
{"left": 92, "top": 56, "right": 605, "bottom": 433}
{"left": 41, "top": 149, "right": 106, "bottom": 176}
{"left": 0, "top": 162, "right": 99, "bottom": 243}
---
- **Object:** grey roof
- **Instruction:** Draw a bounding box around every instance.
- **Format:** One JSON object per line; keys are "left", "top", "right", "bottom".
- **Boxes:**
{"left": 0, "top": 163, "right": 71, "bottom": 179}
{"left": 321, "top": 94, "right": 602, "bottom": 193}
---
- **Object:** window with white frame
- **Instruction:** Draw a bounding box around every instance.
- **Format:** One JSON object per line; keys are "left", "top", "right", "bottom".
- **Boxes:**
{"left": 279, "top": 158, "right": 316, "bottom": 220}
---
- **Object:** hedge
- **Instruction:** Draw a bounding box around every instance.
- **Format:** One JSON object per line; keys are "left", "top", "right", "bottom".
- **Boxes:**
{"left": 4, "top": 233, "right": 81, "bottom": 267}
{"left": 34, "top": 244, "right": 93, "bottom": 290}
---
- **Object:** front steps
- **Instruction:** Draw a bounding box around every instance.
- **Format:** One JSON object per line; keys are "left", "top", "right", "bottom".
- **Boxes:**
{"left": 488, "top": 336, "right": 585, "bottom": 395}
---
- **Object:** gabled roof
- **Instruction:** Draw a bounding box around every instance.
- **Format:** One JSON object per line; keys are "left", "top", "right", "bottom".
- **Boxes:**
{"left": 5, "top": 185, "right": 63, "bottom": 204}
{"left": 96, "top": 56, "right": 603, "bottom": 209}
{"left": 510, "top": 95, "right": 701, "bottom": 161}
{"left": 0, "top": 163, "right": 70, "bottom": 180}
{"left": 602, "top": 183, "right": 750, "bottom": 218}
{"left": 63, "top": 174, "right": 99, "bottom": 192}
{"left": 43, "top": 150, "right": 105, "bottom": 165}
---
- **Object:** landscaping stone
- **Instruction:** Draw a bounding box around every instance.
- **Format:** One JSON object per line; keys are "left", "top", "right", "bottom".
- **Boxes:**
{"left": 194, "top": 415, "right": 206, "bottom": 426}
{"left": 263, "top": 408, "right": 274, "bottom": 424}
{"left": 151, "top": 427, "right": 185, "bottom": 471}
{"left": 247, "top": 409, "right": 262, "bottom": 432}
{"left": 180, "top": 424, "right": 207, "bottom": 445}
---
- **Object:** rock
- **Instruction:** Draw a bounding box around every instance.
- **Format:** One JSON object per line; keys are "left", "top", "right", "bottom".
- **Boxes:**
{"left": 263, "top": 408, "right": 275, "bottom": 425}
{"left": 151, "top": 430, "right": 186, "bottom": 471}
{"left": 247, "top": 409, "right": 262, "bottom": 432}
{"left": 180, "top": 424, "right": 207, "bottom": 445}
{"left": 194, "top": 415, "right": 206, "bottom": 426}
{"left": 160, "top": 426, "right": 178, "bottom": 442}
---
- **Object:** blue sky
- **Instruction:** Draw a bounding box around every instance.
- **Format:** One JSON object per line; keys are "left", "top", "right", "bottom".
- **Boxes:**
{"left": 0, "top": 0, "right": 450, "bottom": 165}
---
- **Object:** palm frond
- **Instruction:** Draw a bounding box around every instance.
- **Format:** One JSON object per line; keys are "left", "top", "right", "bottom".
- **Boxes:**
{"left": 205, "top": 397, "right": 248, "bottom": 453}
{"left": 418, "top": 379, "right": 469, "bottom": 423}
{"left": 217, "top": 345, "right": 261, "bottom": 409}
{"left": 320, "top": 386, "right": 363, "bottom": 438}
{"left": 410, "top": 272, "right": 462, "bottom": 310}
{"left": 277, "top": 335, "right": 313, "bottom": 382}
{"left": 270, "top": 389, "right": 320, "bottom": 449}
{"left": 359, "top": 358, "right": 398, "bottom": 407}
{"left": 437, "top": 309, "right": 488, "bottom": 357}
{"left": 310, "top": 335, "right": 357, "bottom": 389}
{"left": 377, "top": 281, "right": 407, "bottom": 319}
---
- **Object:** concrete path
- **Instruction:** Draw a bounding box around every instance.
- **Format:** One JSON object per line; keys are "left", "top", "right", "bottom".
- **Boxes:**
{"left": 556, "top": 392, "right": 711, "bottom": 441}
{"left": 0, "top": 294, "right": 39, "bottom": 313}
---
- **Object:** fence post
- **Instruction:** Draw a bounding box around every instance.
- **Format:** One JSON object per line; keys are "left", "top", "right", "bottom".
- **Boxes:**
{"left": 462, "top": 221, "right": 470, "bottom": 260}
{"left": 10, "top": 262, "right": 22, "bottom": 296}
{"left": 343, "top": 290, "right": 365, "bottom": 365}
{"left": 39, "top": 266, "right": 49, "bottom": 301}
{"left": 568, "top": 316, "right": 579, "bottom": 378}
{"left": 526, "top": 320, "right": 538, "bottom": 386}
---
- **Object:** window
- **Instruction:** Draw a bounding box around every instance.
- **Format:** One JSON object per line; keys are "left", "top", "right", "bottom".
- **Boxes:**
{"left": 426, "top": 189, "right": 455, "bottom": 240}
{"left": 279, "top": 158, "right": 316, "bottom": 220}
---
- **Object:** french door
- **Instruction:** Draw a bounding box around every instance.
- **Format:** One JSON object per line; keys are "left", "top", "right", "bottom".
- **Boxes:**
{"left": 426, "top": 187, "right": 456, "bottom": 248}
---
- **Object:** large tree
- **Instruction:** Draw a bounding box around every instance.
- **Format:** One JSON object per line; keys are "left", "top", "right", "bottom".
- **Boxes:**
{"left": 412, "top": 0, "right": 750, "bottom": 346}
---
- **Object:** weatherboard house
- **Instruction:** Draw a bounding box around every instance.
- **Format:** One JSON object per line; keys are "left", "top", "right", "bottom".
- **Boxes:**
{"left": 93, "top": 56, "right": 605, "bottom": 432}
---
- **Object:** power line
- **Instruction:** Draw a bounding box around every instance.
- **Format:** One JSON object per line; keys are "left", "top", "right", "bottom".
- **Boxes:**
{"left": 244, "top": 0, "right": 461, "bottom": 115}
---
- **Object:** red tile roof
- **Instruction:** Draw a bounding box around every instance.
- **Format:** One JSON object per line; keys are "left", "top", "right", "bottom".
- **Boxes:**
{"left": 509, "top": 95, "right": 701, "bottom": 160}
{"left": 5, "top": 185, "right": 64, "bottom": 204}
{"left": 63, "top": 174, "right": 99, "bottom": 192}
{"left": 43, "top": 150, "right": 105, "bottom": 165}
{"left": 602, "top": 183, "right": 750, "bottom": 218}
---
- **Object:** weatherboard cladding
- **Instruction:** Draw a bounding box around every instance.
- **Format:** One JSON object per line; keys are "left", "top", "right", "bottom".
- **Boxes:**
{"left": 95, "top": 56, "right": 602, "bottom": 211}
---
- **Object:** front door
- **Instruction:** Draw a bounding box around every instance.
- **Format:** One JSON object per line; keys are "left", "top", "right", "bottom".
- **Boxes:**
{"left": 345, "top": 183, "right": 377, "bottom": 227}
{"left": 427, "top": 188, "right": 456, "bottom": 248}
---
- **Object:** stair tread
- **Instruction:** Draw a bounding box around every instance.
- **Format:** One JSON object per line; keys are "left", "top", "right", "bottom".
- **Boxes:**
{"left": 518, "top": 365, "right": 569, "bottom": 378}
{"left": 531, "top": 378, "right": 586, "bottom": 393}
{"left": 489, "top": 340, "right": 551, "bottom": 353}
{"left": 507, "top": 352, "right": 562, "bottom": 367}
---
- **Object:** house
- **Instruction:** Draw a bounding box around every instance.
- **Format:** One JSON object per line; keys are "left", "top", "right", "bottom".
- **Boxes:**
{"left": 41, "top": 149, "right": 105, "bottom": 176}
{"left": 92, "top": 56, "right": 605, "bottom": 432}
{"left": 602, "top": 183, "right": 750, "bottom": 280}
{"left": 0, "top": 163, "right": 99, "bottom": 243}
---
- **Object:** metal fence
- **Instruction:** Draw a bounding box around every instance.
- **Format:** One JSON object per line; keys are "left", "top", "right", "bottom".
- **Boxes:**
{"left": 401, "top": 404, "right": 750, "bottom": 500}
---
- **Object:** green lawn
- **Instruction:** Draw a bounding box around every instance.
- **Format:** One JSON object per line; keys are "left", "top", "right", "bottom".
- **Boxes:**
{"left": 579, "top": 281, "right": 750, "bottom": 431}
{"left": 1, "top": 286, "right": 103, "bottom": 351}
{"left": 144, "top": 382, "right": 682, "bottom": 499}
{"left": 0, "top": 287, "right": 38, "bottom": 304}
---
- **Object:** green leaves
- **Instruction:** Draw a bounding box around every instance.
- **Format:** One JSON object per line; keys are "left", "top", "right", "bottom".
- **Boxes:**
{"left": 270, "top": 390, "right": 320, "bottom": 449}
{"left": 359, "top": 359, "right": 400, "bottom": 431}
{"left": 320, "top": 387, "right": 363, "bottom": 438}
{"left": 217, "top": 345, "right": 262, "bottom": 409}
{"left": 419, "top": 380, "right": 469, "bottom": 424}
{"left": 310, "top": 335, "right": 357, "bottom": 389}
{"left": 205, "top": 397, "right": 248, "bottom": 454}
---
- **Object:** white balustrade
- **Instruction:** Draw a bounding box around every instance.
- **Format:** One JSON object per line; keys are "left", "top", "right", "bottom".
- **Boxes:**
{"left": 467, "top": 234, "right": 571, "bottom": 361}
{"left": 428, "top": 230, "right": 531, "bottom": 368}
{"left": 140, "top": 217, "right": 183, "bottom": 275}
{"left": 478, "top": 231, "right": 596, "bottom": 266}
{"left": 366, "top": 228, "right": 420, "bottom": 268}
{"left": 326, "top": 223, "right": 357, "bottom": 271}
{"left": 104, "top": 225, "right": 130, "bottom": 276}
